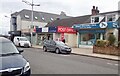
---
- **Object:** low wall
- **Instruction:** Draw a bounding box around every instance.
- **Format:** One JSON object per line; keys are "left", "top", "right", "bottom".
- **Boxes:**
{"left": 93, "top": 46, "right": 120, "bottom": 56}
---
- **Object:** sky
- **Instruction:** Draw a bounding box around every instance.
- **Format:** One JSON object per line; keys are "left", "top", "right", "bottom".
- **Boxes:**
{"left": 0, "top": 0, "right": 120, "bottom": 35}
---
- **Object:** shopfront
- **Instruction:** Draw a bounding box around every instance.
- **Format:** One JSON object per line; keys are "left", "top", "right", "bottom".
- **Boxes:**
{"left": 73, "top": 21, "right": 119, "bottom": 48}
{"left": 54, "top": 26, "right": 77, "bottom": 47}
{"left": 36, "top": 27, "right": 57, "bottom": 45}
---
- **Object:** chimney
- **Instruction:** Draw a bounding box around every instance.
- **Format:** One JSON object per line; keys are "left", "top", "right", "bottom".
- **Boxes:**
{"left": 96, "top": 7, "right": 99, "bottom": 14}
{"left": 91, "top": 6, "right": 96, "bottom": 15}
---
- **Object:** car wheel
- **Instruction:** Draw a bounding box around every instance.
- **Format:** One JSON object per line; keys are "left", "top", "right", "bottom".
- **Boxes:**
{"left": 43, "top": 46, "right": 47, "bottom": 52}
{"left": 55, "top": 48, "right": 60, "bottom": 54}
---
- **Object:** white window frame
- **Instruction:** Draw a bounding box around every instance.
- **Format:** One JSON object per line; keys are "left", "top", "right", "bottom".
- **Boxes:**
{"left": 42, "top": 17, "right": 45, "bottom": 20}
{"left": 35, "top": 16, "right": 38, "bottom": 20}
{"left": 106, "top": 13, "right": 116, "bottom": 22}
{"left": 24, "top": 15, "right": 29, "bottom": 19}
{"left": 50, "top": 18, "right": 54, "bottom": 21}
{"left": 91, "top": 15, "right": 105, "bottom": 24}
{"left": 91, "top": 16, "right": 100, "bottom": 24}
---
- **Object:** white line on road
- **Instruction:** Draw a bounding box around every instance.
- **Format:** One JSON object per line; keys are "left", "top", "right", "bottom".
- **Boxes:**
{"left": 60, "top": 55, "right": 71, "bottom": 56}
{"left": 107, "top": 63, "right": 118, "bottom": 66}
{"left": 114, "top": 64, "right": 118, "bottom": 66}
{"left": 107, "top": 63, "right": 113, "bottom": 65}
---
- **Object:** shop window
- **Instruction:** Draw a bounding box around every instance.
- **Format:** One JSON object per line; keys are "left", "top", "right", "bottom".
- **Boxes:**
{"left": 80, "top": 33, "right": 95, "bottom": 45}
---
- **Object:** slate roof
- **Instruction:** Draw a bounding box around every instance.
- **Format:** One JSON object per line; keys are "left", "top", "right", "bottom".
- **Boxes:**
{"left": 46, "top": 15, "right": 91, "bottom": 27}
{"left": 46, "top": 10, "right": 120, "bottom": 27}
{"left": 11, "top": 9, "right": 71, "bottom": 23}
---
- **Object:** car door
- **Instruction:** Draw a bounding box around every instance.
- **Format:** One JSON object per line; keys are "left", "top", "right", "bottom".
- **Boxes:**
{"left": 46, "top": 40, "right": 51, "bottom": 50}
{"left": 50, "top": 40, "right": 56, "bottom": 51}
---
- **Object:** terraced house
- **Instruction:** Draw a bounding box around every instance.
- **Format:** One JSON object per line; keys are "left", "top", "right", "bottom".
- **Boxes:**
{"left": 45, "top": 6, "right": 120, "bottom": 48}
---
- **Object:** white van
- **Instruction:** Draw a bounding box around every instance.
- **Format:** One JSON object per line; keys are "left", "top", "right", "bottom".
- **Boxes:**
{"left": 14, "top": 36, "right": 31, "bottom": 47}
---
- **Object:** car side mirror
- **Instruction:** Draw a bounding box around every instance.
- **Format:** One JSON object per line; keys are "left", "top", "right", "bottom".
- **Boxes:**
{"left": 18, "top": 48, "right": 24, "bottom": 53}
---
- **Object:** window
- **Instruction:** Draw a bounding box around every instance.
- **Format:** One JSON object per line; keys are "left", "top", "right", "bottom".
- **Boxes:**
{"left": 107, "top": 14, "right": 116, "bottom": 22}
{"left": 50, "top": 18, "right": 54, "bottom": 21}
{"left": 35, "top": 17, "right": 38, "bottom": 20}
{"left": 80, "top": 33, "right": 96, "bottom": 45}
{"left": 24, "top": 15, "right": 29, "bottom": 19}
{"left": 42, "top": 17, "right": 45, "bottom": 20}
{"left": 91, "top": 16, "right": 99, "bottom": 23}
{"left": 94, "top": 17, "right": 99, "bottom": 22}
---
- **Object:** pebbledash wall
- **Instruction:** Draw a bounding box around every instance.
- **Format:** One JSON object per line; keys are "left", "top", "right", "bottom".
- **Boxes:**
{"left": 73, "top": 21, "right": 119, "bottom": 48}
{"left": 35, "top": 26, "right": 77, "bottom": 47}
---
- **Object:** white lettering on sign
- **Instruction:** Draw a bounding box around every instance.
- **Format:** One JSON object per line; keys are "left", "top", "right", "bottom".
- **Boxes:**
{"left": 58, "top": 26, "right": 76, "bottom": 33}
{"left": 42, "top": 27, "right": 48, "bottom": 32}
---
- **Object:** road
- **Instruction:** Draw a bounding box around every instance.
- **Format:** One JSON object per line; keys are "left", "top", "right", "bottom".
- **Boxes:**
{"left": 21, "top": 48, "right": 118, "bottom": 74}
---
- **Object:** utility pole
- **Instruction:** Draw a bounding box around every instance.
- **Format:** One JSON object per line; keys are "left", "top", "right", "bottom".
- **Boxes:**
{"left": 22, "top": 0, "right": 40, "bottom": 44}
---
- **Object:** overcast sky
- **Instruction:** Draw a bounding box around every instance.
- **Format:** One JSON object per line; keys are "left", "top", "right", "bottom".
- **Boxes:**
{"left": 0, "top": 0, "right": 120, "bottom": 35}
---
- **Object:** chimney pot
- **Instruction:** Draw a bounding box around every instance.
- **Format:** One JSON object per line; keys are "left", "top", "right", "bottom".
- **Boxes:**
{"left": 92, "top": 6, "right": 96, "bottom": 15}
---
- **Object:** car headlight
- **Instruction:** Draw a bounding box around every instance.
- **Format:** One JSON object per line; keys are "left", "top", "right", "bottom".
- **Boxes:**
{"left": 60, "top": 46, "right": 65, "bottom": 49}
{"left": 23, "top": 62, "right": 30, "bottom": 73}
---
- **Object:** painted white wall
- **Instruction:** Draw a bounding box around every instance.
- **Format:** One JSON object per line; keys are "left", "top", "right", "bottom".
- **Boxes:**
{"left": 53, "top": 33, "right": 61, "bottom": 40}
{"left": 20, "top": 20, "right": 47, "bottom": 31}
{"left": 118, "top": 1, "right": 120, "bottom": 10}
{"left": 17, "top": 15, "right": 22, "bottom": 31}
{"left": 65, "top": 33, "right": 77, "bottom": 47}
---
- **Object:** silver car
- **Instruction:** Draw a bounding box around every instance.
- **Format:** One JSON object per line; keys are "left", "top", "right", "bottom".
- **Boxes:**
{"left": 43, "top": 40, "right": 72, "bottom": 54}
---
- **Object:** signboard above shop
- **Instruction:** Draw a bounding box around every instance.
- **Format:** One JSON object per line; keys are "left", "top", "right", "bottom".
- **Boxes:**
{"left": 57, "top": 26, "right": 76, "bottom": 33}
{"left": 73, "top": 22, "right": 119, "bottom": 29}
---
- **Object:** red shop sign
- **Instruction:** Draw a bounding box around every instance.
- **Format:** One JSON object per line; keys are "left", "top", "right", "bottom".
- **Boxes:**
{"left": 57, "top": 26, "right": 76, "bottom": 33}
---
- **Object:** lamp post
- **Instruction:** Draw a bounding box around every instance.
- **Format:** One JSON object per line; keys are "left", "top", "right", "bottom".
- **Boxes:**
{"left": 4, "top": 15, "right": 11, "bottom": 34}
{"left": 22, "top": 0, "right": 40, "bottom": 44}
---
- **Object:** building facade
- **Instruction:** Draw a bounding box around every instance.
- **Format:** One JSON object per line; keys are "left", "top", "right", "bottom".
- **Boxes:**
{"left": 46, "top": 6, "right": 120, "bottom": 48}
{"left": 10, "top": 9, "right": 70, "bottom": 45}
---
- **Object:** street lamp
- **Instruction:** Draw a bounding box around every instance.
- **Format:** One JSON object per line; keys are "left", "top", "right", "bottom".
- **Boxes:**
{"left": 4, "top": 15, "right": 11, "bottom": 34}
{"left": 22, "top": 0, "right": 40, "bottom": 44}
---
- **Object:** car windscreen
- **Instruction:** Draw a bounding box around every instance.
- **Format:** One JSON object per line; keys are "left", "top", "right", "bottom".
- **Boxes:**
{"left": 19, "top": 38, "right": 28, "bottom": 41}
{"left": 55, "top": 41, "right": 66, "bottom": 46}
{"left": 0, "top": 42, "right": 19, "bottom": 55}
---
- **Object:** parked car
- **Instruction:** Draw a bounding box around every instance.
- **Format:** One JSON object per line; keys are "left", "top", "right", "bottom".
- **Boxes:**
{"left": 0, "top": 37, "right": 31, "bottom": 76}
{"left": 13, "top": 36, "right": 31, "bottom": 48}
{"left": 43, "top": 40, "right": 72, "bottom": 54}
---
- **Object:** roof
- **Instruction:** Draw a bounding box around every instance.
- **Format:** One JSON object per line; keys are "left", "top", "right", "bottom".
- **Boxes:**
{"left": 97, "top": 10, "right": 120, "bottom": 15}
{"left": 11, "top": 9, "right": 71, "bottom": 23}
{"left": 46, "top": 15, "right": 91, "bottom": 27}
{"left": 0, "top": 37, "right": 11, "bottom": 43}
{"left": 46, "top": 10, "right": 120, "bottom": 27}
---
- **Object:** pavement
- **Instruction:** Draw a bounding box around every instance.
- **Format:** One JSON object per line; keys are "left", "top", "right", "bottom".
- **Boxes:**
{"left": 32, "top": 45, "right": 120, "bottom": 61}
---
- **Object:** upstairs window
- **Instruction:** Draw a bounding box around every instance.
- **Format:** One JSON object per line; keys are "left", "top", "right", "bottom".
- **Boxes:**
{"left": 42, "top": 17, "right": 45, "bottom": 20}
{"left": 35, "top": 17, "right": 38, "bottom": 20}
{"left": 94, "top": 17, "right": 99, "bottom": 22}
{"left": 107, "top": 14, "right": 116, "bottom": 22}
{"left": 24, "top": 15, "right": 29, "bottom": 19}
{"left": 50, "top": 18, "right": 54, "bottom": 21}
{"left": 91, "top": 16, "right": 99, "bottom": 23}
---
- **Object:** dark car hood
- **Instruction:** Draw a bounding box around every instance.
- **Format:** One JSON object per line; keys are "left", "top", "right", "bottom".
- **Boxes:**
{"left": 0, "top": 54, "right": 27, "bottom": 70}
